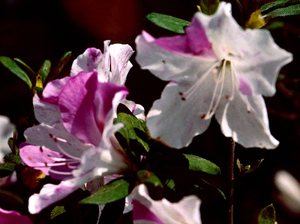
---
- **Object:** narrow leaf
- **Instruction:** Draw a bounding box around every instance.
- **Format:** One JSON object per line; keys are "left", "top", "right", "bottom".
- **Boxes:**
{"left": 14, "top": 58, "right": 36, "bottom": 80}
{"left": 0, "top": 56, "right": 32, "bottom": 88}
{"left": 79, "top": 177, "right": 134, "bottom": 205}
{"left": 38, "top": 60, "right": 51, "bottom": 83}
{"left": 50, "top": 206, "right": 66, "bottom": 220}
{"left": 0, "top": 162, "right": 15, "bottom": 178}
{"left": 46, "top": 51, "right": 71, "bottom": 83}
{"left": 265, "top": 4, "right": 300, "bottom": 18}
{"left": 199, "top": 0, "right": 220, "bottom": 15}
{"left": 146, "top": 13, "right": 190, "bottom": 34}
{"left": 258, "top": 204, "right": 276, "bottom": 224}
{"left": 183, "top": 154, "right": 221, "bottom": 175}
{"left": 4, "top": 154, "right": 22, "bottom": 164}
{"left": 260, "top": 0, "right": 300, "bottom": 12}
{"left": 137, "top": 170, "right": 163, "bottom": 187}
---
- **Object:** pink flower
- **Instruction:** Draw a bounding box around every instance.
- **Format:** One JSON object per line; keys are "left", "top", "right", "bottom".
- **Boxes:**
{"left": 0, "top": 208, "right": 32, "bottom": 224}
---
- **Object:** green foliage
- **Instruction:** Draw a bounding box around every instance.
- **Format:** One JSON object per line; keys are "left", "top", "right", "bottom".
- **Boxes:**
{"left": 137, "top": 170, "right": 163, "bottom": 187}
{"left": 0, "top": 162, "right": 15, "bottom": 178}
{"left": 199, "top": 0, "right": 220, "bottom": 15}
{"left": 258, "top": 204, "right": 276, "bottom": 224}
{"left": 265, "top": 21, "right": 284, "bottom": 29}
{"left": 50, "top": 206, "right": 66, "bottom": 220}
{"left": 79, "top": 177, "right": 135, "bottom": 205}
{"left": 38, "top": 60, "right": 51, "bottom": 83}
{"left": 114, "top": 104, "right": 150, "bottom": 165}
{"left": 4, "top": 154, "right": 22, "bottom": 164}
{"left": 183, "top": 154, "right": 221, "bottom": 175}
{"left": 265, "top": 4, "right": 300, "bottom": 18}
{"left": 0, "top": 56, "right": 32, "bottom": 89}
{"left": 260, "top": 0, "right": 300, "bottom": 12}
{"left": 14, "top": 58, "right": 35, "bottom": 79}
{"left": 237, "top": 158, "right": 264, "bottom": 178}
{"left": 146, "top": 13, "right": 190, "bottom": 34}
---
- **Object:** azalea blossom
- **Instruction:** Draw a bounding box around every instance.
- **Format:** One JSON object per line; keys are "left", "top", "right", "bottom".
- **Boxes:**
{"left": 72, "top": 42, "right": 145, "bottom": 119}
{"left": 20, "top": 71, "right": 132, "bottom": 214}
{"left": 135, "top": 2, "right": 292, "bottom": 149}
{"left": 0, "top": 208, "right": 33, "bottom": 224}
{"left": 0, "top": 115, "right": 14, "bottom": 162}
{"left": 132, "top": 184, "right": 201, "bottom": 224}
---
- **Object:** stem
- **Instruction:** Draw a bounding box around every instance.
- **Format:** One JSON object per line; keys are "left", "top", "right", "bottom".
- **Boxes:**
{"left": 229, "top": 138, "right": 235, "bottom": 224}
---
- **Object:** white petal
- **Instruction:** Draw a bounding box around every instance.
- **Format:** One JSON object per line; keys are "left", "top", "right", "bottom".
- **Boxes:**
{"left": 0, "top": 115, "right": 14, "bottom": 162}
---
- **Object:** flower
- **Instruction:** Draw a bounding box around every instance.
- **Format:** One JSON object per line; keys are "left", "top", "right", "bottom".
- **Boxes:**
{"left": 72, "top": 42, "right": 145, "bottom": 119}
{"left": 0, "top": 115, "right": 14, "bottom": 162}
{"left": 20, "top": 71, "right": 131, "bottom": 214}
{"left": 135, "top": 2, "right": 292, "bottom": 149}
{"left": 132, "top": 184, "right": 201, "bottom": 224}
{"left": 0, "top": 208, "right": 32, "bottom": 224}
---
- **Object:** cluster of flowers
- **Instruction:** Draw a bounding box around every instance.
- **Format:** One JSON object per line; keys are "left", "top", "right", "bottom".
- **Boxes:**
{"left": 0, "top": 2, "right": 293, "bottom": 223}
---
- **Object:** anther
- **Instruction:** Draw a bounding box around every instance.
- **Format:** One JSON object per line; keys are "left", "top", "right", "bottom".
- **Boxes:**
{"left": 49, "top": 133, "right": 54, "bottom": 138}
{"left": 201, "top": 114, "right": 206, "bottom": 119}
{"left": 39, "top": 147, "right": 43, "bottom": 152}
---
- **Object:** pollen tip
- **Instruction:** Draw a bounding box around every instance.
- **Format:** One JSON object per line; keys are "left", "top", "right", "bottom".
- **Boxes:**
{"left": 49, "top": 133, "right": 54, "bottom": 138}
{"left": 28, "top": 156, "right": 32, "bottom": 160}
{"left": 39, "top": 147, "right": 43, "bottom": 152}
{"left": 181, "top": 97, "right": 186, "bottom": 101}
{"left": 65, "top": 162, "right": 69, "bottom": 168}
{"left": 201, "top": 114, "right": 206, "bottom": 119}
{"left": 45, "top": 162, "right": 48, "bottom": 167}
{"left": 247, "top": 110, "right": 251, "bottom": 114}
{"left": 54, "top": 138, "right": 58, "bottom": 143}
{"left": 162, "top": 60, "right": 166, "bottom": 64}
{"left": 226, "top": 95, "right": 229, "bottom": 99}
{"left": 179, "top": 92, "right": 183, "bottom": 96}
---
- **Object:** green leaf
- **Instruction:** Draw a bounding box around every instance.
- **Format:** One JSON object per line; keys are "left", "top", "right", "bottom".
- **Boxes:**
{"left": 199, "top": 0, "right": 220, "bottom": 15}
{"left": 260, "top": 0, "right": 300, "bottom": 12}
{"left": 137, "top": 170, "right": 163, "bottom": 187}
{"left": 46, "top": 51, "right": 71, "bottom": 83}
{"left": 183, "top": 154, "right": 221, "bottom": 175}
{"left": 115, "top": 104, "right": 150, "bottom": 164}
{"left": 50, "top": 206, "right": 66, "bottom": 220}
{"left": 265, "top": 4, "right": 300, "bottom": 18}
{"left": 0, "top": 162, "right": 15, "bottom": 177}
{"left": 14, "top": 58, "right": 36, "bottom": 80}
{"left": 0, "top": 56, "right": 32, "bottom": 89}
{"left": 79, "top": 177, "right": 134, "bottom": 205}
{"left": 258, "top": 204, "right": 276, "bottom": 224}
{"left": 8, "top": 134, "right": 19, "bottom": 155}
{"left": 38, "top": 60, "right": 51, "bottom": 83}
{"left": 265, "top": 21, "right": 284, "bottom": 29}
{"left": 4, "top": 154, "right": 22, "bottom": 164}
{"left": 146, "top": 13, "right": 190, "bottom": 34}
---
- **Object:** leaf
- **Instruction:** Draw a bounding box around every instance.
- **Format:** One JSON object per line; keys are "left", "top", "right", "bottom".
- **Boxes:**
{"left": 14, "top": 58, "right": 36, "bottom": 80}
{"left": 260, "top": 0, "right": 300, "bottom": 12}
{"left": 115, "top": 104, "right": 150, "bottom": 164}
{"left": 46, "top": 51, "right": 71, "bottom": 83}
{"left": 258, "top": 204, "right": 276, "bottom": 224}
{"left": 137, "top": 170, "right": 163, "bottom": 188}
{"left": 199, "top": 0, "right": 220, "bottom": 15}
{"left": 146, "top": 13, "right": 190, "bottom": 34}
{"left": 264, "top": 21, "right": 284, "bottom": 29}
{"left": 38, "top": 60, "right": 51, "bottom": 83}
{"left": 0, "top": 162, "right": 15, "bottom": 178}
{"left": 79, "top": 177, "right": 134, "bottom": 205}
{"left": 4, "top": 154, "right": 22, "bottom": 164}
{"left": 265, "top": 4, "right": 300, "bottom": 18}
{"left": 0, "top": 56, "right": 32, "bottom": 89}
{"left": 183, "top": 154, "right": 221, "bottom": 175}
{"left": 50, "top": 206, "right": 66, "bottom": 220}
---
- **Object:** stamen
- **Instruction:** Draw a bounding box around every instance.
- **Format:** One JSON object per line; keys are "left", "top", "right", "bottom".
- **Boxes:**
{"left": 33, "top": 161, "right": 79, "bottom": 167}
{"left": 179, "top": 61, "right": 221, "bottom": 101}
{"left": 228, "top": 62, "right": 237, "bottom": 101}
{"left": 49, "top": 169, "right": 73, "bottom": 176}
{"left": 203, "top": 60, "right": 227, "bottom": 120}
{"left": 49, "top": 134, "right": 81, "bottom": 161}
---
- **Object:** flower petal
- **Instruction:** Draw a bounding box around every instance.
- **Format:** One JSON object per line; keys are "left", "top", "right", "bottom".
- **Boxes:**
{"left": 0, "top": 115, "right": 14, "bottom": 162}
{"left": 0, "top": 208, "right": 32, "bottom": 224}
{"left": 135, "top": 31, "right": 217, "bottom": 82}
{"left": 132, "top": 184, "right": 201, "bottom": 224}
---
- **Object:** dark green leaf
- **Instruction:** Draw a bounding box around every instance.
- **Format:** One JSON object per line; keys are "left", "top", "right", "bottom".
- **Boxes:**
{"left": 265, "top": 21, "right": 284, "bottom": 29}
{"left": 199, "top": 0, "right": 220, "bottom": 15}
{"left": 137, "top": 170, "right": 163, "bottom": 187}
{"left": 14, "top": 58, "right": 36, "bottom": 80}
{"left": 146, "top": 13, "right": 190, "bottom": 34}
{"left": 8, "top": 135, "right": 18, "bottom": 155}
{"left": 258, "top": 204, "right": 276, "bottom": 224}
{"left": 38, "top": 60, "right": 51, "bottom": 83}
{"left": 183, "top": 154, "right": 221, "bottom": 175}
{"left": 0, "top": 162, "right": 15, "bottom": 177}
{"left": 50, "top": 206, "right": 66, "bottom": 220}
{"left": 46, "top": 51, "right": 71, "bottom": 83}
{"left": 4, "top": 154, "right": 22, "bottom": 164}
{"left": 0, "top": 56, "right": 32, "bottom": 88}
{"left": 260, "top": 0, "right": 300, "bottom": 12}
{"left": 265, "top": 4, "right": 300, "bottom": 18}
{"left": 115, "top": 105, "right": 150, "bottom": 164}
{"left": 79, "top": 177, "right": 134, "bottom": 205}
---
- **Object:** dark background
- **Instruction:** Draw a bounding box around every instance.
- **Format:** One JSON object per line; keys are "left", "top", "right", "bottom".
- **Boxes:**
{"left": 1, "top": 0, "right": 300, "bottom": 223}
